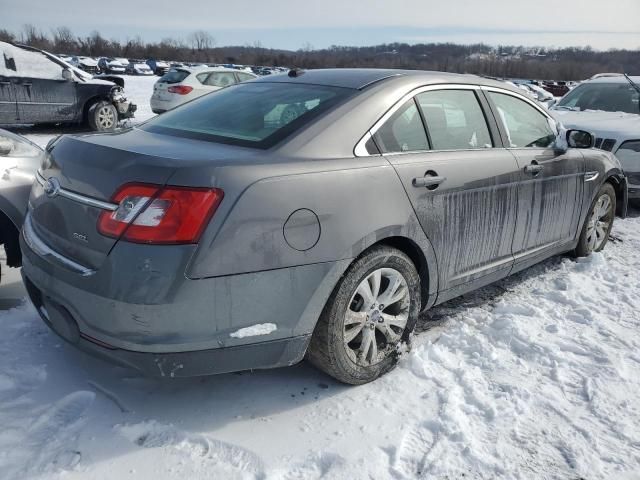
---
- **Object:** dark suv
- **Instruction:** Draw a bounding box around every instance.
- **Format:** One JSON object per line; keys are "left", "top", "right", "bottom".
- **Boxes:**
{"left": 0, "top": 42, "right": 136, "bottom": 131}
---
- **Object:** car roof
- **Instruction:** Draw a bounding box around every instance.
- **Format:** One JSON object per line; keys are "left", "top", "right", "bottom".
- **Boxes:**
{"left": 178, "top": 66, "right": 254, "bottom": 75}
{"left": 252, "top": 68, "right": 517, "bottom": 91}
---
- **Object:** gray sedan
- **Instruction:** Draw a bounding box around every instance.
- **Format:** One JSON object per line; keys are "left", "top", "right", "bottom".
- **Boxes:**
{"left": 20, "top": 69, "right": 626, "bottom": 384}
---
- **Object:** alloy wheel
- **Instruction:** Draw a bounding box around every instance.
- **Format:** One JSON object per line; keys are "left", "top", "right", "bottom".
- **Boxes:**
{"left": 97, "top": 106, "right": 115, "bottom": 129}
{"left": 585, "top": 193, "right": 612, "bottom": 252}
{"left": 343, "top": 268, "right": 410, "bottom": 366}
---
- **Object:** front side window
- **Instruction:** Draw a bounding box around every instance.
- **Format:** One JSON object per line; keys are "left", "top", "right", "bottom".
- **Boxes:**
{"left": 142, "top": 82, "right": 353, "bottom": 149}
{"left": 416, "top": 90, "right": 493, "bottom": 150}
{"left": 373, "top": 99, "right": 429, "bottom": 153}
{"left": 488, "top": 92, "right": 556, "bottom": 148}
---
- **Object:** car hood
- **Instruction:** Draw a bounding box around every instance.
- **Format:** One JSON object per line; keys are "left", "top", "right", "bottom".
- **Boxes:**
{"left": 79, "top": 59, "right": 98, "bottom": 66}
{"left": 552, "top": 110, "right": 640, "bottom": 141}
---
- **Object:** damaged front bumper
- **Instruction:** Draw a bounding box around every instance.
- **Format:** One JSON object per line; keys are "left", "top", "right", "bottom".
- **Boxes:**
{"left": 112, "top": 88, "right": 137, "bottom": 119}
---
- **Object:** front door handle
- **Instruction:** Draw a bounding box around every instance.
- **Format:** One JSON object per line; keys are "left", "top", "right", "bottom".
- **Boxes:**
{"left": 524, "top": 163, "right": 543, "bottom": 175}
{"left": 412, "top": 174, "right": 446, "bottom": 189}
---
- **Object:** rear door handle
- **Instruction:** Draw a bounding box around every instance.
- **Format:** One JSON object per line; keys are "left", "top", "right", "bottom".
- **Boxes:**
{"left": 412, "top": 175, "right": 446, "bottom": 189}
{"left": 524, "top": 164, "right": 543, "bottom": 175}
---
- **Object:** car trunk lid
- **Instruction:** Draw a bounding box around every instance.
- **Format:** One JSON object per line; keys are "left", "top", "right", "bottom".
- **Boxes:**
{"left": 29, "top": 128, "right": 259, "bottom": 271}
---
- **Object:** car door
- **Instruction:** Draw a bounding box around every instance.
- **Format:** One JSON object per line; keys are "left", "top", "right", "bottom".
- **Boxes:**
{"left": 484, "top": 89, "right": 584, "bottom": 268}
{"left": 16, "top": 76, "right": 77, "bottom": 124}
{"left": 374, "top": 86, "right": 521, "bottom": 296}
{"left": 12, "top": 49, "right": 77, "bottom": 124}
{"left": 0, "top": 76, "right": 18, "bottom": 123}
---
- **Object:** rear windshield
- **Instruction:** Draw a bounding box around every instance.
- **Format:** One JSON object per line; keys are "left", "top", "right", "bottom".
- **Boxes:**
{"left": 557, "top": 82, "right": 640, "bottom": 114}
{"left": 158, "top": 69, "right": 190, "bottom": 84}
{"left": 141, "top": 82, "right": 354, "bottom": 148}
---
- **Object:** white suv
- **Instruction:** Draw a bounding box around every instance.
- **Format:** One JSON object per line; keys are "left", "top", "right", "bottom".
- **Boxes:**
{"left": 150, "top": 67, "right": 257, "bottom": 114}
{"left": 551, "top": 75, "right": 640, "bottom": 199}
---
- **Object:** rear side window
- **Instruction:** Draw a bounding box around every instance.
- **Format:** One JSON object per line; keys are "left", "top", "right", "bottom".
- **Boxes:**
{"left": 204, "top": 72, "right": 236, "bottom": 87}
{"left": 416, "top": 90, "right": 493, "bottom": 150}
{"left": 158, "top": 69, "right": 190, "bottom": 84}
{"left": 374, "top": 99, "right": 429, "bottom": 153}
{"left": 142, "top": 82, "right": 354, "bottom": 149}
{"left": 488, "top": 92, "right": 555, "bottom": 148}
{"left": 236, "top": 72, "right": 255, "bottom": 82}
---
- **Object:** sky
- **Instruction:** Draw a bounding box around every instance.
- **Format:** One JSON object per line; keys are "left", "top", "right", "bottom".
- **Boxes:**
{"left": 2, "top": 0, "right": 639, "bottom": 51}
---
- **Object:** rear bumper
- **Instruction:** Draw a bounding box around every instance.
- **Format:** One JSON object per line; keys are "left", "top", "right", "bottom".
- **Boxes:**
{"left": 20, "top": 223, "right": 348, "bottom": 376}
{"left": 22, "top": 271, "right": 310, "bottom": 377}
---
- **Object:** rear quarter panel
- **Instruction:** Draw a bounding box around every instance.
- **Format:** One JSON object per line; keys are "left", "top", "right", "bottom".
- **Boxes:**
{"left": 175, "top": 156, "right": 438, "bottom": 298}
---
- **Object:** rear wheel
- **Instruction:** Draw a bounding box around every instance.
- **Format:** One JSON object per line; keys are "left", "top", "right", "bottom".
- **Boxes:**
{"left": 307, "top": 246, "right": 421, "bottom": 385}
{"left": 87, "top": 101, "right": 118, "bottom": 132}
{"left": 575, "top": 183, "right": 616, "bottom": 257}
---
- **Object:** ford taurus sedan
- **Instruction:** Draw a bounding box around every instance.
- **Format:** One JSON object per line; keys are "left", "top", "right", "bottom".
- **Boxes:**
{"left": 20, "top": 69, "right": 626, "bottom": 384}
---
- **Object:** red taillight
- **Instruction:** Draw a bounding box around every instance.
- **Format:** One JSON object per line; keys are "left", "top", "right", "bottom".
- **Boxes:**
{"left": 167, "top": 85, "right": 193, "bottom": 95}
{"left": 97, "top": 183, "right": 224, "bottom": 244}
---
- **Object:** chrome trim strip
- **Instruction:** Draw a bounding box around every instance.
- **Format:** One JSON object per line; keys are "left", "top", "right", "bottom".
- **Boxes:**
{"left": 36, "top": 171, "right": 118, "bottom": 211}
{"left": 585, "top": 171, "right": 599, "bottom": 182}
{"left": 22, "top": 213, "right": 96, "bottom": 277}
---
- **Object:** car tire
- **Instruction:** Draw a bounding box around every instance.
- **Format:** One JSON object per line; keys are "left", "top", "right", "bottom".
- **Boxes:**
{"left": 307, "top": 245, "right": 421, "bottom": 385}
{"left": 575, "top": 182, "right": 616, "bottom": 257}
{"left": 87, "top": 101, "right": 118, "bottom": 132}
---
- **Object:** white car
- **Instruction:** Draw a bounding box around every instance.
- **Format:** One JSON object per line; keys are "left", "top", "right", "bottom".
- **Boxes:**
{"left": 126, "top": 62, "right": 154, "bottom": 76}
{"left": 70, "top": 56, "right": 99, "bottom": 74}
{"left": 150, "top": 67, "right": 257, "bottom": 113}
{"left": 552, "top": 75, "right": 640, "bottom": 200}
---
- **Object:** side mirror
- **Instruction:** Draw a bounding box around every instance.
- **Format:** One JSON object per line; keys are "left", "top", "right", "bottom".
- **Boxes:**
{"left": 62, "top": 68, "right": 73, "bottom": 81}
{"left": 567, "top": 129, "right": 595, "bottom": 149}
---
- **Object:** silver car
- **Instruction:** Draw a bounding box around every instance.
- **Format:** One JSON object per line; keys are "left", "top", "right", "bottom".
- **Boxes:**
{"left": 21, "top": 69, "right": 626, "bottom": 384}
{"left": 0, "top": 129, "right": 42, "bottom": 282}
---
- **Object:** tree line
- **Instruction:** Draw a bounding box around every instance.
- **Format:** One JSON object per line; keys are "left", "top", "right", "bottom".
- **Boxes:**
{"left": 1, "top": 24, "right": 639, "bottom": 81}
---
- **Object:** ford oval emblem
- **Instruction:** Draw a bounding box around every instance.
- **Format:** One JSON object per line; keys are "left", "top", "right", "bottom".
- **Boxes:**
{"left": 43, "top": 177, "right": 61, "bottom": 198}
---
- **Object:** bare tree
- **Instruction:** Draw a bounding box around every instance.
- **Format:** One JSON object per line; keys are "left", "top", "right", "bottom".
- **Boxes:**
{"left": 189, "top": 30, "right": 214, "bottom": 51}
{"left": 51, "top": 26, "right": 76, "bottom": 52}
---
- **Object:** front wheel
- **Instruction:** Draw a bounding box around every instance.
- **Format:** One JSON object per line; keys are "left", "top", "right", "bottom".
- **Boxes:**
{"left": 87, "top": 101, "right": 118, "bottom": 132}
{"left": 307, "top": 246, "right": 421, "bottom": 385}
{"left": 575, "top": 182, "right": 616, "bottom": 257}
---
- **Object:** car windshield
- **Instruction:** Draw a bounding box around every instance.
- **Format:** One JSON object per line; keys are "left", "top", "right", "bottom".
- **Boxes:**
{"left": 141, "top": 82, "right": 354, "bottom": 148}
{"left": 556, "top": 82, "right": 640, "bottom": 114}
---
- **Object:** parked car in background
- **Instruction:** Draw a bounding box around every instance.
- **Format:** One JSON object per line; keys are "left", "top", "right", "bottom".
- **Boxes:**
{"left": 146, "top": 59, "right": 170, "bottom": 76}
{"left": 552, "top": 75, "right": 640, "bottom": 199}
{"left": 22, "top": 69, "right": 625, "bottom": 385}
{"left": 125, "top": 61, "right": 154, "bottom": 76}
{"left": 97, "top": 57, "right": 127, "bottom": 74}
{"left": 541, "top": 81, "right": 570, "bottom": 97}
{"left": 0, "top": 42, "right": 136, "bottom": 131}
{"left": 69, "top": 55, "right": 99, "bottom": 74}
{"left": 150, "top": 66, "right": 257, "bottom": 113}
{"left": 0, "top": 129, "right": 42, "bottom": 283}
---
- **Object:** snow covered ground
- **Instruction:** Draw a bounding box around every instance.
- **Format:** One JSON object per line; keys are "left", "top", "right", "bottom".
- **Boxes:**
{"left": 2, "top": 76, "right": 640, "bottom": 480}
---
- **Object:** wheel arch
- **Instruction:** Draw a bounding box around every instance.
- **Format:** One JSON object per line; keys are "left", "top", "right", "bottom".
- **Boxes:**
{"left": 604, "top": 173, "right": 628, "bottom": 218}
{"left": 82, "top": 95, "right": 110, "bottom": 123}
{"left": 373, "top": 236, "right": 433, "bottom": 311}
